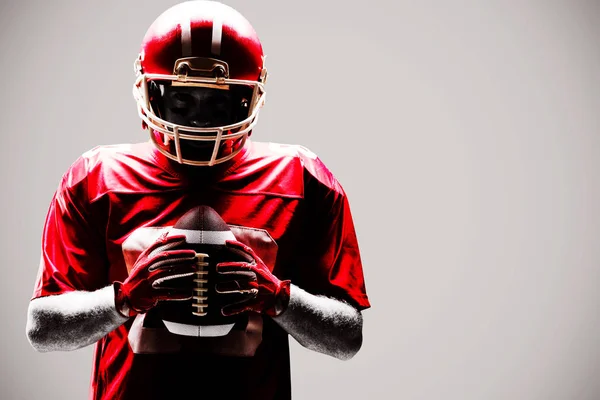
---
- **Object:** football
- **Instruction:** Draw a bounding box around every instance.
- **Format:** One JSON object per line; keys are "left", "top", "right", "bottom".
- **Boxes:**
{"left": 153, "top": 205, "right": 249, "bottom": 337}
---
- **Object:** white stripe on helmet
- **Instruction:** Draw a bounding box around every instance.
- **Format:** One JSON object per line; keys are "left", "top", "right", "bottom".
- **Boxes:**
{"left": 211, "top": 16, "right": 222, "bottom": 55}
{"left": 181, "top": 16, "right": 192, "bottom": 57}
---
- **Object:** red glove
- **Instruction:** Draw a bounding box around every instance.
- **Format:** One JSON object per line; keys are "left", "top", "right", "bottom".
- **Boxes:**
{"left": 114, "top": 234, "right": 198, "bottom": 317}
{"left": 216, "top": 240, "right": 291, "bottom": 317}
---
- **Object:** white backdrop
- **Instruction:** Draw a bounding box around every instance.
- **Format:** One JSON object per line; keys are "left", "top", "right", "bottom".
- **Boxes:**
{"left": 1, "top": 1, "right": 599, "bottom": 399}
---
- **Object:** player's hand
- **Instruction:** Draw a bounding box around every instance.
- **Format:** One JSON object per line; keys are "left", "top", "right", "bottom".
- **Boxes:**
{"left": 114, "top": 233, "right": 197, "bottom": 317}
{"left": 215, "top": 239, "right": 291, "bottom": 317}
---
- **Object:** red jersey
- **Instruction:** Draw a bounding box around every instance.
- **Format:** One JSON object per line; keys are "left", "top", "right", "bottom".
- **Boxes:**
{"left": 33, "top": 140, "right": 370, "bottom": 400}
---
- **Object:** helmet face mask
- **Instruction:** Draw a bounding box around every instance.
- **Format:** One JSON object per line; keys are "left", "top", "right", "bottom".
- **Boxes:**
{"left": 146, "top": 81, "right": 255, "bottom": 164}
{"left": 132, "top": 1, "right": 267, "bottom": 167}
{"left": 159, "top": 84, "right": 242, "bottom": 130}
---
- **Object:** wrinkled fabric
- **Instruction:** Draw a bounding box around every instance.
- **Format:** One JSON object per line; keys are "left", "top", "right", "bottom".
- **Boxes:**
{"left": 33, "top": 140, "right": 370, "bottom": 400}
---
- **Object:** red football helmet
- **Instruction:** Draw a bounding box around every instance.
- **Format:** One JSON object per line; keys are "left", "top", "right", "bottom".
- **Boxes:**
{"left": 132, "top": 1, "right": 267, "bottom": 166}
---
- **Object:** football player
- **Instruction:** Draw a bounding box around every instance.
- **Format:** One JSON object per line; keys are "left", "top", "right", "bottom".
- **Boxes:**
{"left": 26, "top": 1, "right": 370, "bottom": 399}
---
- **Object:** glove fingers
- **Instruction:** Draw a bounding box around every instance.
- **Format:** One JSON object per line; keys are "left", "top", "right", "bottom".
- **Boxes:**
{"left": 148, "top": 250, "right": 197, "bottom": 271}
{"left": 151, "top": 271, "right": 196, "bottom": 289}
{"left": 218, "top": 269, "right": 256, "bottom": 280}
{"left": 215, "top": 278, "right": 258, "bottom": 294}
{"left": 216, "top": 261, "right": 254, "bottom": 273}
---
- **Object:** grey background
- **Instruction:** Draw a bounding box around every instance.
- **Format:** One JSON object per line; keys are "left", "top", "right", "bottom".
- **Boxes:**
{"left": 1, "top": 0, "right": 599, "bottom": 399}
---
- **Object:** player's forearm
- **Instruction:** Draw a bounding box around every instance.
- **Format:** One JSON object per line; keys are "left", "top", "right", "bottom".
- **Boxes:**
{"left": 26, "top": 285, "right": 128, "bottom": 352}
{"left": 272, "top": 284, "right": 363, "bottom": 361}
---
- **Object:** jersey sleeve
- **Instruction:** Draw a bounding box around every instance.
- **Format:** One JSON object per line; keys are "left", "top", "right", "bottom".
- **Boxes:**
{"left": 294, "top": 154, "right": 371, "bottom": 311}
{"left": 32, "top": 158, "right": 108, "bottom": 299}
